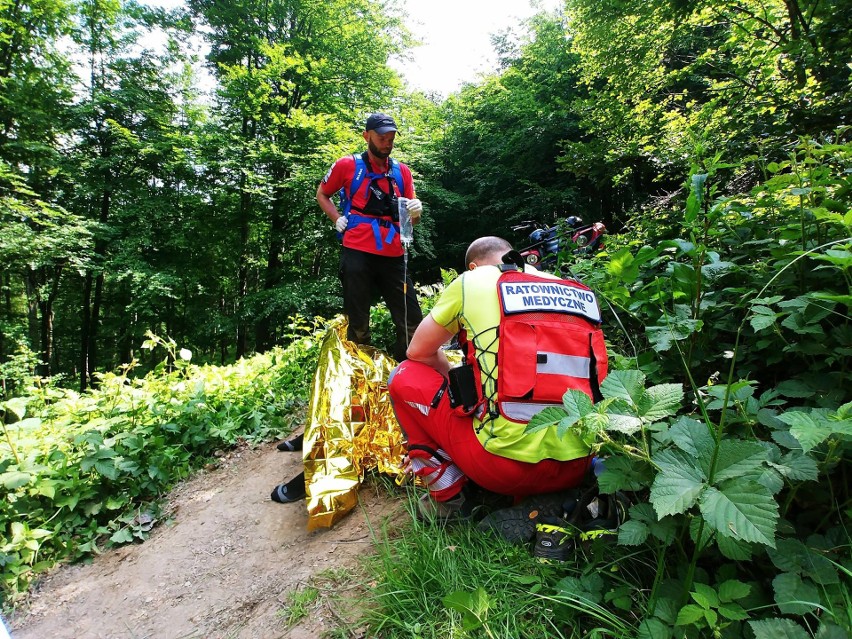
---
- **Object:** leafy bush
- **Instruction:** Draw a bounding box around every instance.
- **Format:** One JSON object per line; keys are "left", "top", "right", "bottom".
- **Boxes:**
{"left": 360, "top": 135, "right": 850, "bottom": 638}
{"left": 0, "top": 321, "right": 321, "bottom": 606}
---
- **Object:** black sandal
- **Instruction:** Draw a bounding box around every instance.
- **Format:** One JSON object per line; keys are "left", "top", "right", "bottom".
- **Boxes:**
{"left": 276, "top": 433, "right": 304, "bottom": 452}
{"left": 270, "top": 472, "right": 306, "bottom": 503}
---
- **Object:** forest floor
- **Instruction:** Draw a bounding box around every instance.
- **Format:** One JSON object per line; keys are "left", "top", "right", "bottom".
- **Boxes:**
{"left": 8, "top": 437, "right": 405, "bottom": 639}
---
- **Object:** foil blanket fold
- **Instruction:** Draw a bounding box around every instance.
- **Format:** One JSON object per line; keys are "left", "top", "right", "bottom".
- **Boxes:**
{"left": 303, "top": 317, "right": 407, "bottom": 530}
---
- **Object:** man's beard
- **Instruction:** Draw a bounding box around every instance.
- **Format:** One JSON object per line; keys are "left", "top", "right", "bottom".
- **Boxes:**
{"left": 368, "top": 139, "right": 391, "bottom": 159}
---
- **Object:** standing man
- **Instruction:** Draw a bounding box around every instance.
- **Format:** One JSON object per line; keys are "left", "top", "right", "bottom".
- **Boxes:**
{"left": 317, "top": 113, "right": 424, "bottom": 361}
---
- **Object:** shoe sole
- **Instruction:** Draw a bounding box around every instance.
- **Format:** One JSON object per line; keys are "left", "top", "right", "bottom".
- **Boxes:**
{"left": 476, "top": 492, "right": 574, "bottom": 545}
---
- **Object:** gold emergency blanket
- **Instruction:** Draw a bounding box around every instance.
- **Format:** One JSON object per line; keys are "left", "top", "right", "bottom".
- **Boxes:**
{"left": 303, "top": 316, "right": 407, "bottom": 530}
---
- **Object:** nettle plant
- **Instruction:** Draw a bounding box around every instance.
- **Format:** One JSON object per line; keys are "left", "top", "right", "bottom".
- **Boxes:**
{"left": 527, "top": 370, "right": 851, "bottom": 638}
{"left": 526, "top": 136, "right": 851, "bottom": 638}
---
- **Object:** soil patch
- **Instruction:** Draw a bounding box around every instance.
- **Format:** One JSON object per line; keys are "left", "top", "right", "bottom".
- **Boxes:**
{"left": 10, "top": 441, "right": 405, "bottom": 639}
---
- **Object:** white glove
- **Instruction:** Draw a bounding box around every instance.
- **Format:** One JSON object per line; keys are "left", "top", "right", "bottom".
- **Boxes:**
{"left": 335, "top": 215, "right": 348, "bottom": 233}
{"left": 406, "top": 198, "right": 423, "bottom": 224}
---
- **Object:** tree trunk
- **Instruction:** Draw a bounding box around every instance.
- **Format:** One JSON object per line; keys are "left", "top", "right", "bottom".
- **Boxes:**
{"left": 80, "top": 188, "right": 111, "bottom": 390}
{"left": 255, "top": 180, "right": 287, "bottom": 351}
{"left": 235, "top": 113, "right": 253, "bottom": 360}
{"left": 80, "top": 272, "right": 93, "bottom": 391}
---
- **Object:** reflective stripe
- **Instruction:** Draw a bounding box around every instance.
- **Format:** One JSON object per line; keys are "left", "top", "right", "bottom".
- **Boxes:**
{"left": 405, "top": 400, "right": 430, "bottom": 417}
{"left": 537, "top": 352, "right": 590, "bottom": 378}
{"left": 409, "top": 448, "right": 464, "bottom": 491}
{"left": 500, "top": 401, "right": 561, "bottom": 421}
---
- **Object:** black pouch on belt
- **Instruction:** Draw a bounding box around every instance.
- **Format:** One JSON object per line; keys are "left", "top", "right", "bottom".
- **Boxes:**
{"left": 447, "top": 363, "right": 479, "bottom": 413}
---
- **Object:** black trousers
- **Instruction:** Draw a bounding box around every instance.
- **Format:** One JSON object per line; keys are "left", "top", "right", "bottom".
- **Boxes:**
{"left": 340, "top": 247, "right": 422, "bottom": 361}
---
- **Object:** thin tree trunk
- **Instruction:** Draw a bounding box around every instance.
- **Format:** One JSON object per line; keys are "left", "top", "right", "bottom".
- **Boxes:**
{"left": 235, "top": 112, "right": 253, "bottom": 359}
{"left": 255, "top": 181, "right": 287, "bottom": 351}
{"left": 82, "top": 188, "right": 111, "bottom": 390}
{"left": 80, "top": 272, "right": 93, "bottom": 391}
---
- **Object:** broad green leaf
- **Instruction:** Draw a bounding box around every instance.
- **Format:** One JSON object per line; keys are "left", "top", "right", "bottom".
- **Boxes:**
{"left": 700, "top": 261, "right": 735, "bottom": 281}
{"left": 606, "top": 248, "right": 638, "bottom": 281}
{"left": 526, "top": 406, "right": 566, "bottom": 434}
{"left": 646, "top": 319, "right": 703, "bottom": 352}
{"left": 651, "top": 596, "right": 679, "bottom": 625}
{"left": 816, "top": 623, "right": 851, "bottom": 639}
{"left": 772, "top": 572, "right": 820, "bottom": 615}
{"left": 771, "top": 428, "right": 802, "bottom": 450}
{"left": 754, "top": 466, "right": 785, "bottom": 495}
{"left": 94, "top": 459, "right": 119, "bottom": 480}
{"left": 717, "top": 603, "right": 749, "bottom": 621}
{"left": 651, "top": 450, "right": 707, "bottom": 517}
{"left": 712, "top": 440, "right": 768, "bottom": 483}
{"left": 758, "top": 409, "right": 786, "bottom": 429}
{"left": 716, "top": 534, "right": 754, "bottom": 560}
{"left": 692, "top": 583, "right": 719, "bottom": 609}
{"left": 698, "top": 482, "right": 778, "bottom": 546}
{"left": 675, "top": 604, "right": 704, "bottom": 626}
{"left": 703, "top": 609, "right": 717, "bottom": 627}
{"left": 637, "top": 618, "right": 672, "bottom": 639}
{"left": 606, "top": 410, "right": 644, "bottom": 435}
{"left": 638, "top": 384, "right": 683, "bottom": 421}
{"left": 749, "top": 618, "right": 810, "bottom": 639}
{"left": 685, "top": 173, "right": 707, "bottom": 222}
{"left": 768, "top": 539, "right": 839, "bottom": 585}
{"left": 600, "top": 370, "right": 645, "bottom": 405}
{"left": 442, "top": 587, "right": 491, "bottom": 631}
{"left": 596, "top": 457, "right": 653, "bottom": 493}
{"left": 105, "top": 495, "right": 127, "bottom": 510}
{"left": 617, "top": 520, "right": 648, "bottom": 546}
{"left": 770, "top": 451, "right": 818, "bottom": 481}
{"left": 554, "top": 576, "right": 603, "bottom": 604}
{"left": 718, "top": 579, "right": 751, "bottom": 603}
{"left": 648, "top": 516, "right": 678, "bottom": 545}
{"left": 561, "top": 389, "right": 595, "bottom": 419}
{"left": 627, "top": 502, "right": 678, "bottom": 544}
{"left": 1, "top": 471, "right": 32, "bottom": 489}
{"left": 668, "top": 417, "right": 714, "bottom": 471}
{"left": 778, "top": 410, "right": 839, "bottom": 452}
{"left": 775, "top": 380, "right": 815, "bottom": 398}
{"left": 109, "top": 528, "right": 134, "bottom": 544}
{"left": 3, "top": 397, "right": 29, "bottom": 420}
{"left": 750, "top": 314, "right": 776, "bottom": 331}
{"left": 573, "top": 411, "right": 610, "bottom": 440}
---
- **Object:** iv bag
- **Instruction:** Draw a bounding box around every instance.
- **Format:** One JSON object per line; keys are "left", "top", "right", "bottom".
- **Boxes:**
{"left": 397, "top": 197, "right": 414, "bottom": 246}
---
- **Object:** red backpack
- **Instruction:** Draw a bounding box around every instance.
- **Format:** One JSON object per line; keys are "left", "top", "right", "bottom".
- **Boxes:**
{"left": 455, "top": 266, "right": 608, "bottom": 425}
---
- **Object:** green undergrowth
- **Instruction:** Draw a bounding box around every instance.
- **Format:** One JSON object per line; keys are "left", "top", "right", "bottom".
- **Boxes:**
{"left": 359, "top": 489, "right": 651, "bottom": 639}
{"left": 0, "top": 319, "right": 321, "bottom": 606}
{"left": 354, "top": 135, "right": 851, "bottom": 638}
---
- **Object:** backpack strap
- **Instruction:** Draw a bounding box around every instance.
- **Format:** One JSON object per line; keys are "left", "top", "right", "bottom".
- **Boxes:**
{"left": 338, "top": 153, "right": 404, "bottom": 248}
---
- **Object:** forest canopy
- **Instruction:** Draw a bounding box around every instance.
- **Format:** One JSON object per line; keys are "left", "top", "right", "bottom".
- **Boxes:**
{"left": 1, "top": 0, "right": 848, "bottom": 390}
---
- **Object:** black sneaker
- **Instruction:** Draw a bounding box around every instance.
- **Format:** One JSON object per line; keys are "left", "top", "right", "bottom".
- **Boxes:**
{"left": 533, "top": 516, "right": 575, "bottom": 562}
{"left": 416, "top": 484, "right": 512, "bottom": 523}
{"left": 476, "top": 490, "right": 580, "bottom": 545}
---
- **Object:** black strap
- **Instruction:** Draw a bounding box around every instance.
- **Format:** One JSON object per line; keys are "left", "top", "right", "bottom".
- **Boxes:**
{"left": 589, "top": 333, "right": 603, "bottom": 403}
{"left": 431, "top": 378, "right": 448, "bottom": 408}
{"left": 408, "top": 444, "right": 446, "bottom": 463}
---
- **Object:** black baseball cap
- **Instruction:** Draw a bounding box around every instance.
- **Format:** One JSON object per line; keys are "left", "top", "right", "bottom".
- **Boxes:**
{"left": 365, "top": 113, "right": 398, "bottom": 134}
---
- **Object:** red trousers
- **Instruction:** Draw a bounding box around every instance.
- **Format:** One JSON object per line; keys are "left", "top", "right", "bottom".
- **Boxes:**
{"left": 388, "top": 360, "right": 592, "bottom": 501}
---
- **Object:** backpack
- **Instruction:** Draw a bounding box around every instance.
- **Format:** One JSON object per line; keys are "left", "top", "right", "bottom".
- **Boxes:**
{"left": 457, "top": 266, "right": 608, "bottom": 425}
{"left": 338, "top": 152, "right": 404, "bottom": 217}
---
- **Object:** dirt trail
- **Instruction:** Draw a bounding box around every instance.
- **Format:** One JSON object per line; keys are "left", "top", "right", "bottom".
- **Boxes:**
{"left": 9, "top": 441, "right": 404, "bottom": 639}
